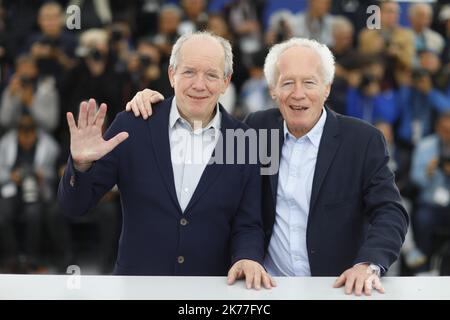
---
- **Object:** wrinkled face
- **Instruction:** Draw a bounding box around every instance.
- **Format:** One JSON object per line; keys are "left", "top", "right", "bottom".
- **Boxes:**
{"left": 270, "top": 46, "right": 330, "bottom": 138}
{"left": 381, "top": 2, "right": 400, "bottom": 28}
{"left": 169, "top": 36, "right": 230, "bottom": 125}
{"left": 410, "top": 6, "right": 432, "bottom": 31}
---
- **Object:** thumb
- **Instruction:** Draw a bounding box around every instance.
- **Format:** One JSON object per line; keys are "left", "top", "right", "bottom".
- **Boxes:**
{"left": 104, "top": 132, "right": 129, "bottom": 154}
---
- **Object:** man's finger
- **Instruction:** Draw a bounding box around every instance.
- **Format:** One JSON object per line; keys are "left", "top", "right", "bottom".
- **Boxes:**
{"left": 227, "top": 267, "right": 238, "bottom": 285}
{"left": 364, "top": 277, "right": 373, "bottom": 296}
{"left": 344, "top": 275, "right": 356, "bottom": 295}
{"left": 66, "top": 112, "right": 77, "bottom": 134}
{"left": 78, "top": 101, "right": 88, "bottom": 129}
{"left": 138, "top": 93, "right": 149, "bottom": 119}
{"left": 104, "top": 132, "right": 129, "bottom": 154}
{"left": 130, "top": 98, "right": 140, "bottom": 117}
{"left": 262, "top": 273, "right": 272, "bottom": 289}
{"left": 93, "top": 103, "right": 108, "bottom": 128}
{"left": 333, "top": 274, "right": 346, "bottom": 288}
{"left": 125, "top": 102, "right": 131, "bottom": 112}
{"left": 87, "top": 98, "right": 97, "bottom": 125}
{"left": 253, "top": 270, "right": 261, "bottom": 290}
{"left": 373, "top": 277, "right": 385, "bottom": 294}
{"left": 135, "top": 93, "right": 145, "bottom": 118}
{"left": 245, "top": 270, "right": 254, "bottom": 289}
{"left": 149, "top": 93, "right": 164, "bottom": 103}
{"left": 354, "top": 277, "right": 365, "bottom": 296}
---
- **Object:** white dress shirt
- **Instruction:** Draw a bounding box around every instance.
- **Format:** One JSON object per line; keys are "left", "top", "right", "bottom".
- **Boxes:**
{"left": 264, "top": 108, "right": 327, "bottom": 276}
{"left": 168, "top": 98, "right": 221, "bottom": 212}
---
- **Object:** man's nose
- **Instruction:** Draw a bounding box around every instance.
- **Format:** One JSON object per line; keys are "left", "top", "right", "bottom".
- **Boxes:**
{"left": 192, "top": 74, "right": 207, "bottom": 90}
{"left": 291, "top": 84, "right": 306, "bottom": 99}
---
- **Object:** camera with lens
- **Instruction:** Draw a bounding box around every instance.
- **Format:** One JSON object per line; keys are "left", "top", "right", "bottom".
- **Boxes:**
{"left": 412, "top": 68, "right": 429, "bottom": 81}
{"left": 19, "top": 75, "right": 37, "bottom": 88}
{"left": 38, "top": 36, "right": 59, "bottom": 48}
{"left": 19, "top": 165, "right": 39, "bottom": 203}
{"left": 139, "top": 55, "right": 153, "bottom": 68}
{"left": 87, "top": 48, "right": 103, "bottom": 61}
{"left": 275, "top": 19, "right": 289, "bottom": 43}
{"left": 359, "top": 73, "right": 377, "bottom": 89}
{"left": 111, "top": 28, "right": 123, "bottom": 43}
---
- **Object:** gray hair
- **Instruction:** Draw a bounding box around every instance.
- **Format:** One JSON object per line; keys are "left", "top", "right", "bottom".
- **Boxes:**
{"left": 264, "top": 37, "right": 335, "bottom": 87}
{"left": 408, "top": 3, "right": 433, "bottom": 19}
{"left": 332, "top": 15, "right": 354, "bottom": 35}
{"left": 169, "top": 31, "right": 233, "bottom": 78}
{"left": 160, "top": 4, "right": 183, "bottom": 17}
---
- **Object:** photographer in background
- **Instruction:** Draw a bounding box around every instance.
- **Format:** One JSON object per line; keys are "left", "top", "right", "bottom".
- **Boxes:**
{"left": 396, "top": 63, "right": 450, "bottom": 148}
{"left": 410, "top": 112, "right": 450, "bottom": 272}
{"left": 24, "top": 2, "right": 77, "bottom": 82}
{"left": 345, "top": 57, "right": 398, "bottom": 125}
{"left": 125, "top": 39, "right": 172, "bottom": 99}
{"left": 264, "top": 10, "right": 294, "bottom": 46}
{"left": 62, "top": 28, "right": 126, "bottom": 127}
{"left": 0, "top": 112, "right": 59, "bottom": 273}
{"left": 0, "top": 54, "right": 59, "bottom": 133}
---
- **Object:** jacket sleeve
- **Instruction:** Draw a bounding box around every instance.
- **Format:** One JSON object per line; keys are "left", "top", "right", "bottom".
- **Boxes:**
{"left": 230, "top": 159, "right": 265, "bottom": 266}
{"left": 57, "top": 112, "right": 127, "bottom": 216}
{"left": 354, "top": 129, "right": 409, "bottom": 271}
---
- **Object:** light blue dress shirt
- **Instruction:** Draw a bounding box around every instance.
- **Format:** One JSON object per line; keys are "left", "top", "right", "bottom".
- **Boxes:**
{"left": 168, "top": 98, "right": 221, "bottom": 212}
{"left": 264, "top": 108, "right": 327, "bottom": 276}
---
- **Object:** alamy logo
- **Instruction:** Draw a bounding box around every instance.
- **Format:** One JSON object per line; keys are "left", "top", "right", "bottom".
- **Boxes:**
{"left": 366, "top": 5, "right": 381, "bottom": 30}
{"left": 66, "top": 5, "right": 81, "bottom": 30}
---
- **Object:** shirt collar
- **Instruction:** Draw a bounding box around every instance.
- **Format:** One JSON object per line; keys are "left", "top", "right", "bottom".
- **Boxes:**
{"left": 169, "top": 97, "right": 221, "bottom": 133}
{"left": 283, "top": 107, "right": 327, "bottom": 148}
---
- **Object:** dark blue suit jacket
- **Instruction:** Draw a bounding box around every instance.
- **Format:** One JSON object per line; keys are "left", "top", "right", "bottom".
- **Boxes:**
{"left": 58, "top": 98, "right": 265, "bottom": 276}
{"left": 245, "top": 107, "right": 408, "bottom": 276}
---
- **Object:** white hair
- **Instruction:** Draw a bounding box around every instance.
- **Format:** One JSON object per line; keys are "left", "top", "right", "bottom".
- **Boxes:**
{"left": 332, "top": 15, "right": 354, "bottom": 35}
{"left": 169, "top": 31, "right": 233, "bottom": 77}
{"left": 408, "top": 3, "right": 433, "bottom": 19}
{"left": 264, "top": 38, "right": 335, "bottom": 87}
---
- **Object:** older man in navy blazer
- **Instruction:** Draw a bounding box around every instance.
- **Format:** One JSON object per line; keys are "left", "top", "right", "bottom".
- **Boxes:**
{"left": 58, "top": 32, "right": 275, "bottom": 289}
{"left": 126, "top": 38, "right": 408, "bottom": 296}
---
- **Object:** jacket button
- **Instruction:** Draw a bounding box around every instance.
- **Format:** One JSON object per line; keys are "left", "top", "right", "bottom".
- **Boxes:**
{"left": 310, "top": 250, "right": 316, "bottom": 254}
{"left": 70, "top": 176, "right": 75, "bottom": 187}
{"left": 177, "top": 256, "right": 185, "bottom": 264}
{"left": 180, "top": 218, "right": 188, "bottom": 226}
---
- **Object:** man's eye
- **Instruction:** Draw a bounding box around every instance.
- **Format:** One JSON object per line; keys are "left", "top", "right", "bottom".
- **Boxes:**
{"left": 207, "top": 73, "right": 219, "bottom": 80}
{"left": 282, "top": 82, "right": 293, "bottom": 87}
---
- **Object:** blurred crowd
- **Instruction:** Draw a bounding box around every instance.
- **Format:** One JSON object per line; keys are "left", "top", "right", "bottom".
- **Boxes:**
{"left": 0, "top": 0, "right": 449, "bottom": 276}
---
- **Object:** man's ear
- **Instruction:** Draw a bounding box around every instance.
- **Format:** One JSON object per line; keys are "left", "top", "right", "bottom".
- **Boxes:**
{"left": 221, "top": 74, "right": 232, "bottom": 94}
{"left": 324, "top": 84, "right": 331, "bottom": 100}
{"left": 269, "top": 86, "right": 277, "bottom": 100}
{"left": 168, "top": 67, "right": 175, "bottom": 88}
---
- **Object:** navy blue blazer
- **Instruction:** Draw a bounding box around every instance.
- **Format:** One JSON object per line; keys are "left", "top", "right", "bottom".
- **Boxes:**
{"left": 245, "top": 107, "right": 408, "bottom": 276}
{"left": 58, "top": 98, "right": 265, "bottom": 276}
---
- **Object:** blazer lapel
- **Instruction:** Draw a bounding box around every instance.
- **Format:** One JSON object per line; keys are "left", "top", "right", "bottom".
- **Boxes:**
{"left": 269, "top": 113, "right": 284, "bottom": 208}
{"left": 309, "top": 107, "right": 341, "bottom": 213}
{"left": 147, "top": 97, "right": 182, "bottom": 214}
{"left": 183, "top": 105, "right": 236, "bottom": 215}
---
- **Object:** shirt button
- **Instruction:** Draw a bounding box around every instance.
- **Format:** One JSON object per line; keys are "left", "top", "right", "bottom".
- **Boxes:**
{"left": 177, "top": 256, "right": 185, "bottom": 264}
{"left": 69, "top": 176, "right": 75, "bottom": 187}
{"left": 180, "top": 218, "right": 188, "bottom": 226}
{"left": 183, "top": 188, "right": 189, "bottom": 194}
